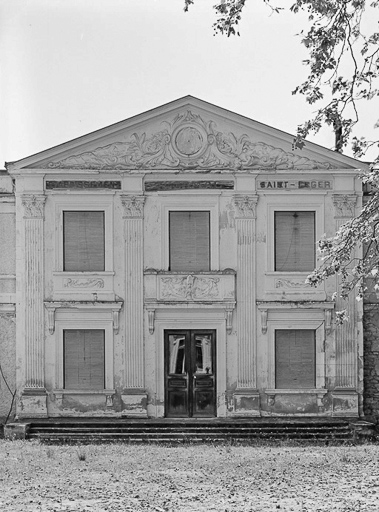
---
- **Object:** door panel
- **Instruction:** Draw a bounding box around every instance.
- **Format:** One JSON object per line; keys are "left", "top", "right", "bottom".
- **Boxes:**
{"left": 166, "top": 334, "right": 188, "bottom": 417}
{"left": 165, "top": 330, "right": 216, "bottom": 418}
{"left": 192, "top": 332, "right": 215, "bottom": 417}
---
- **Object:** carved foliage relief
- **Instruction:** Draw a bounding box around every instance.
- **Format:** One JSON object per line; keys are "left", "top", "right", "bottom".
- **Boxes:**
{"left": 46, "top": 111, "right": 335, "bottom": 171}
{"left": 332, "top": 194, "right": 357, "bottom": 218}
{"left": 22, "top": 195, "right": 46, "bottom": 218}
{"left": 275, "top": 279, "right": 310, "bottom": 289}
{"left": 63, "top": 278, "right": 105, "bottom": 288}
{"left": 160, "top": 275, "right": 220, "bottom": 301}
{"left": 233, "top": 195, "right": 258, "bottom": 219}
{"left": 121, "top": 195, "right": 146, "bottom": 218}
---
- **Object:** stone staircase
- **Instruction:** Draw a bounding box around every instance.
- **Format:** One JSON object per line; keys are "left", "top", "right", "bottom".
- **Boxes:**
{"left": 17, "top": 417, "right": 371, "bottom": 444}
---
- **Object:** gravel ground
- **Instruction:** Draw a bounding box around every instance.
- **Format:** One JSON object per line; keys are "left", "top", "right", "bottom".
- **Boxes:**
{"left": 0, "top": 440, "right": 378, "bottom": 511}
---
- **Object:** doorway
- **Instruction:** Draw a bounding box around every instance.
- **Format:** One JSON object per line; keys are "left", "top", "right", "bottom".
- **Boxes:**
{"left": 164, "top": 330, "right": 216, "bottom": 418}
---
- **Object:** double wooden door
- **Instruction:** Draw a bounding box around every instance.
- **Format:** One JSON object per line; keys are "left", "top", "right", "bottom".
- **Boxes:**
{"left": 164, "top": 330, "right": 216, "bottom": 418}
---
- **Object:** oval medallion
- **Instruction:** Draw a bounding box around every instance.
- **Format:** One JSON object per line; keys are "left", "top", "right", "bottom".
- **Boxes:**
{"left": 175, "top": 127, "right": 204, "bottom": 156}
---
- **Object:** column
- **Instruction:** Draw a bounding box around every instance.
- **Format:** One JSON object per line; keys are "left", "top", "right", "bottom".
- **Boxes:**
{"left": 332, "top": 193, "right": 360, "bottom": 416}
{"left": 20, "top": 194, "right": 48, "bottom": 417}
{"left": 120, "top": 195, "right": 147, "bottom": 417}
{"left": 232, "top": 194, "right": 260, "bottom": 415}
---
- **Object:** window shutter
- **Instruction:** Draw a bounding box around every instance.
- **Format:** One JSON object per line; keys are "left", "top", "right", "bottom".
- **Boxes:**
{"left": 64, "top": 330, "right": 105, "bottom": 389}
{"left": 64, "top": 211, "right": 105, "bottom": 271}
{"left": 275, "top": 211, "right": 315, "bottom": 272}
{"left": 169, "top": 211, "right": 210, "bottom": 271}
{"left": 275, "top": 329, "right": 315, "bottom": 389}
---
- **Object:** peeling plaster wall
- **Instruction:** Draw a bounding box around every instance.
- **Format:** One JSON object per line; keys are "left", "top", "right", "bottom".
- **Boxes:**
{"left": 0, "top": 213, "right": 16, "bottom": 282}
{"left": 0, "top": 189, "right": 16, "bottom": 423}
{"left": 0, "top": 314, "right": 16, "bottom": 423}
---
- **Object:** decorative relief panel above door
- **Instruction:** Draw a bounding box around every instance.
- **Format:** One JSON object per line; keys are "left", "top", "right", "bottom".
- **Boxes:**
{"left": 144, "top": 270, "right": 236, "bottom": 335}
{"left": 46, "top": 111, "right": 335, "bottom": 171}
{"left": 144, "top": 270, "right": 236, "bottom": 303}
{"left": 160, "top": 275, "right": 220, "bottom": 301}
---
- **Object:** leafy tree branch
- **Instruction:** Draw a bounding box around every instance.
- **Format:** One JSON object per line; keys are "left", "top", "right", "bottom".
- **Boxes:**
{"left": 184, "top": 0, "right": 378, "bottom": 157}
{"left": 185, "top": 0, "right": 379, "bottom": 309}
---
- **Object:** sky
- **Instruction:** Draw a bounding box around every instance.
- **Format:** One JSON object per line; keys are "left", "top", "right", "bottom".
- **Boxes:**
{"left": 1, "top": 0, "right": 378, "bottom": 167}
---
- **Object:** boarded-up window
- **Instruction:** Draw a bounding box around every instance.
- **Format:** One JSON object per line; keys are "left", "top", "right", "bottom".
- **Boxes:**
{"left": 275, "top": 330, "right": 315, "bottom": 389}
{"left": 169, "top": 211, "right": 210, "bottom": 271}
{"left": 63, "top": 211, "right": 105, "bottom": 271}
{"left": 64, "top": 330, "right": 105, "bottom": 389}
{"left": 275, "top": 211, "right": 315, "bottom": 272}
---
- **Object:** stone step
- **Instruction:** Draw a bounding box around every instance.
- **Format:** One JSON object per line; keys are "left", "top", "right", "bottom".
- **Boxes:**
{"left": 28, "top": 431, "right": 351, "bottom": 439}
{"left": 16, "top": 417, "right": 368, "bottom": 443}
{"left": 27, "top": 420, "right": 354, "bottom": 443}
{"left": 28, "top": 426, "right": 350, "bottom": 434}
{"left": 30, "top": 434, "right": 352, "bottom": 444}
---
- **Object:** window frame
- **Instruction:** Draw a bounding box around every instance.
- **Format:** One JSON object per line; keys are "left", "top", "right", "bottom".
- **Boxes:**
{"left": 274, "top": 211, "right": 316, "bottom": 272}
{"left": 268, "top": 322, "right": 325, "bottom": 393}
{"left": 274, "top": 328, "right": 316, "bottom": 389}
{"left": 267, "top": 201, "right": 324, "bottom": 275}
{"left": 168, "top": 210, "right": 211, "bottom": 272}
{"left": 54, "top": 195, "right": 114, "bottom": 272}
{"left": 63, "top": 328, "right": 106, "bottom": 390}
{"left": 160, "top": 193, "right": 220, "bottom": 271}
{"left": 63, "top": 210, "right": 106, "bottom": 272}
{"left": 259, "top": 303, "right": 333, "bottom": 394}
{"left": 54, "top": 311, "right": 114, "bottom": 392}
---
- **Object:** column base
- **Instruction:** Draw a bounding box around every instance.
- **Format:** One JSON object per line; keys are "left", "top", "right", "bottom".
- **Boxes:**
{"left": 332, "top": 389, "right": 359, "bottom": 417}
{"left": 232, "top": 390, "right": 261, "bottom": 417}
{"left": 18, "top": 388, "right": 48, "bottom": 418}
{"left": 121, "top": 390, "right": 148, "bottom": 418}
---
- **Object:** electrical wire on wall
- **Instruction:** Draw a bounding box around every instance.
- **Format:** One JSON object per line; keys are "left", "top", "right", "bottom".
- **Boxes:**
{"left": 0, "top": 362, "right": 16, "bottom": 425}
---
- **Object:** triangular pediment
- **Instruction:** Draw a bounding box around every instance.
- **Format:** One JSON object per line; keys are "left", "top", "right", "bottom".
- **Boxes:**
{"left": 6, "top": 96, "right": 368, "bottom": 173}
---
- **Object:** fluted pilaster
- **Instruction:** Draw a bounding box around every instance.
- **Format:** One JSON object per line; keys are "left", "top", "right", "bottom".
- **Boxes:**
{"left": 234, "top": 195, "right": 258, "bottom": 389}
{"left": 121, "top": 195, "right": 145, "bottom": 389}
{"left": 22, "top": 194, "right": 46, "bottom": 390}
{"left": 333, "top": 194, "right": 358, "bottom": 388}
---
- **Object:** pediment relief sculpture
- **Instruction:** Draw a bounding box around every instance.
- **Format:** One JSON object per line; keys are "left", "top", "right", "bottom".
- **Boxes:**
{"left": 46, "top": 111, "right": 334, "bottom": 171}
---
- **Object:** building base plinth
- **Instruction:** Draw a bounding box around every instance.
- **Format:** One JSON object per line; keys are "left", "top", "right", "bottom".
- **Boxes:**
{"left": 121, "top": 391, "right": 148, "bottom": 417}
{"left": 4, "top": 423, "right": 30, "bottom": 440}
{"left": 18, "top": 389, "right": 48, "bottom": 419}
{"left": 232, "top": 390, "right": 261, "bottom": 416}
{"left": 332, "top": 390, "right": 359, "bottom": 417}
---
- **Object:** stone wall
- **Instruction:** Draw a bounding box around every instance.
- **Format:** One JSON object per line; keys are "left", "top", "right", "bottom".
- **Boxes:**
{"left": 363, "top": 304, "right": 379, "bottom": 421}
{"left": 0, "top": 313, "right": 16, "bottom": 423}
{"left": 0, "top": 182, "right": 16, "bottom": 423}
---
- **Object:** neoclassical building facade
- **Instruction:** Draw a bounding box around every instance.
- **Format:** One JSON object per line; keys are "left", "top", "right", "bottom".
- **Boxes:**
{"left": 0, "top": 97, "right": 371, "bottom": 421}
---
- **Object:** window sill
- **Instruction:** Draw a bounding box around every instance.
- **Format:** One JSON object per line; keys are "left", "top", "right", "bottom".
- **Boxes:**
{"left": 54, "top": 389, "right": 115, "bottom": 395}
{"left": 265, "top": 271, "right": 312, "bottom": 277}
{"left": 266, "top": 389, "right": 327, "bottom": 395}
{"left": 53, "top": 271, "right": 115, "bottom": 276}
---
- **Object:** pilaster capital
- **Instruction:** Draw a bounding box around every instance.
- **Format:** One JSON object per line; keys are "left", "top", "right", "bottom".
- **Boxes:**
{"left": 332, "top": 194, "right": 357, "bottom": 218}
{"left": 21, "top": 194, "right": 46, "bottom": 218}
{"left": 233, "top": 194, "right": 258, "bottom": 219}
{"left": 120, "top": 195, "right": 146, "bottom": 218}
